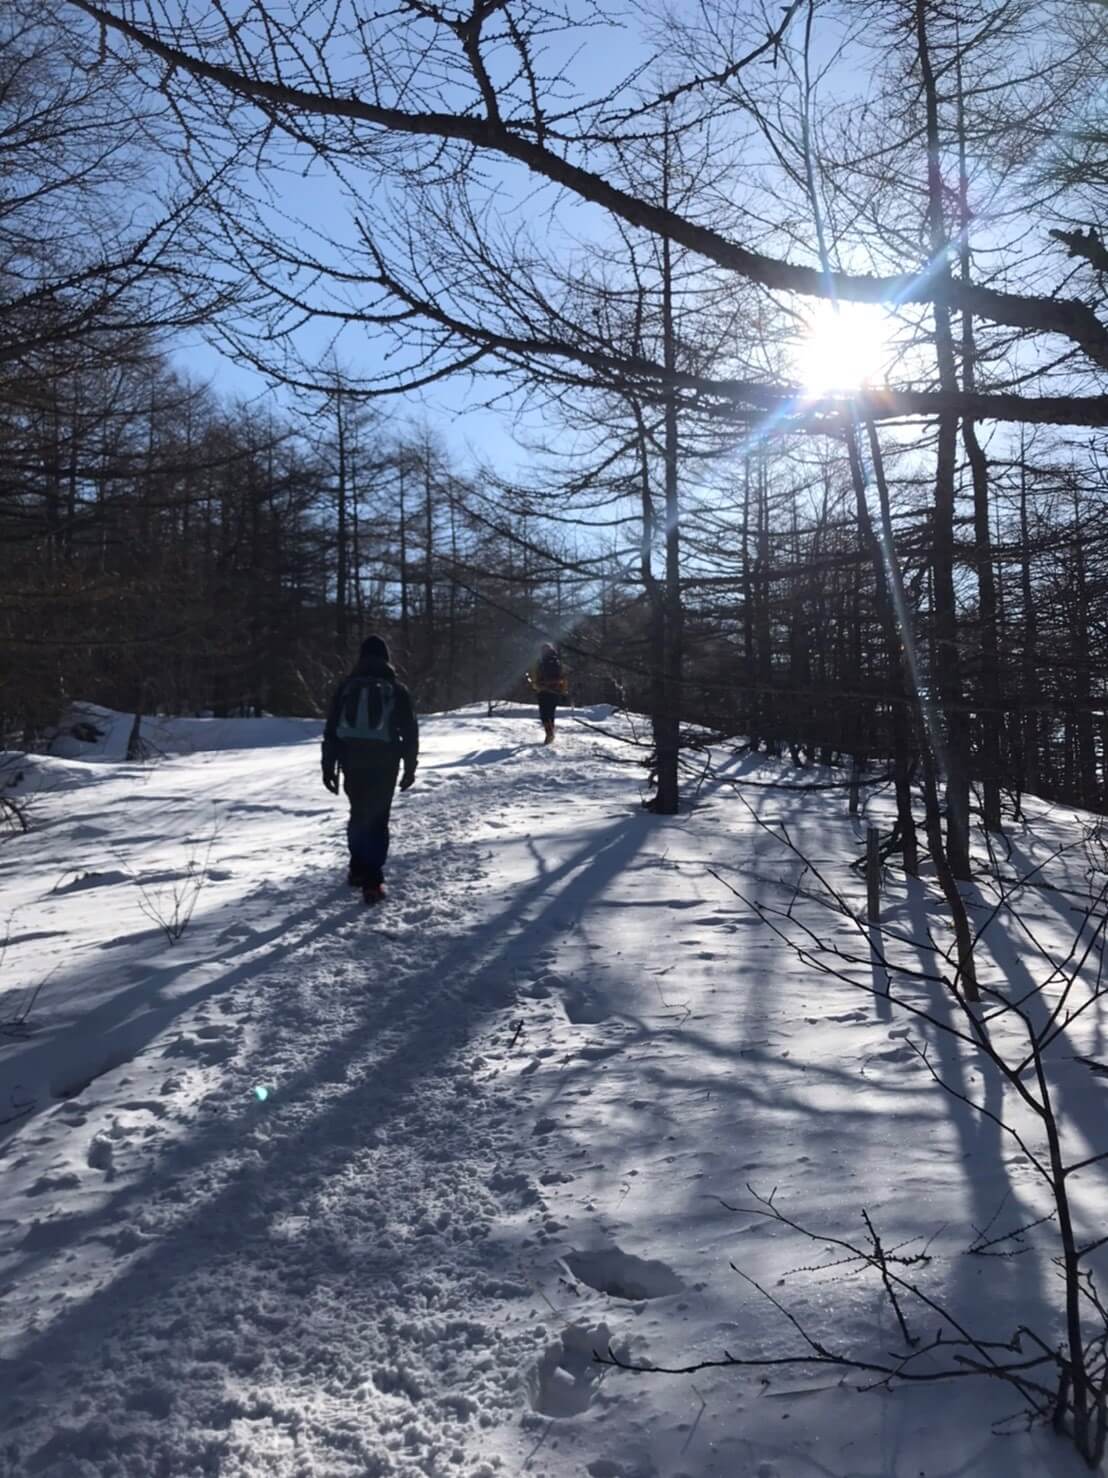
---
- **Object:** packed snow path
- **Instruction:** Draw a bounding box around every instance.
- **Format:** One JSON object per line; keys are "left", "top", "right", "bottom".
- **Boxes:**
{"left": 0, "top": 707, "right": 1104, "bottom": 1476}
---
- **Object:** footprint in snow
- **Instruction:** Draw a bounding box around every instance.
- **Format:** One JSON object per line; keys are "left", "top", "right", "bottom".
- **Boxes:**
{"left": 26, "top": 1172, "right": 81, "bottom": 1197}
{"left": 527, "top": 1321, "right": 614, "bottom": 1417}
{"left": 563, "top": 1246, "right": 684, "bottom": 1301}
{"left": 87, "top": 1132, "right": 116, "bottom": 1179}
{"left": 97, "top": 1224, "right": 150, "bottom": 1256}
{"left": 867, "top": 1045, "right": 915, "bottom": 1064}
{"left": 217, "top": 921, "right": 260, "bottom": 944}
{"left": 53, "top": 869, "right": 130, "bottom": 895}
{"left": 487, "top": 1167, "right": 540, "bottom": 1206}
{"left": 560, "top": 985, "right": 609, "bottom": 1025}
{"left": 586, "top": 1460, "right": 658, "bottom": 1478}
{"left": 161, "top": 1028, "right": 237, "bottom": 1066}
{"left": 120, "top": 1099, "right": 169, "bottom": 1119}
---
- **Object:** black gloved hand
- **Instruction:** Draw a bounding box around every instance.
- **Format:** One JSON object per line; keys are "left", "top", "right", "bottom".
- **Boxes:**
{"left": 322, "top": 767, "right": 339, "bottom": 795}
{"left": 399, "top": 769, "right": 416, "bottom": 792}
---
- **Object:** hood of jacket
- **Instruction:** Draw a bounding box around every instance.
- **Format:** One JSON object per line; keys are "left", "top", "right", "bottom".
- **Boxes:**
{"left": 352, "top": 654, "right": 397, "bottom": 683}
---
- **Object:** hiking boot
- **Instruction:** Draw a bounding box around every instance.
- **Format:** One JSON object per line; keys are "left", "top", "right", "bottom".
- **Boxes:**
{"left": 362, "top": 881, "right": 386, "bottom": 905}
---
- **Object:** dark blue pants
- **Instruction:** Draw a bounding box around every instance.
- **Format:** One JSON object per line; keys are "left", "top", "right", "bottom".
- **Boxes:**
{"left": 538, "top": 692, "right": 558, "bottom": 725}
{"left": 343, "top": 763, "right": 399, "bottom": 883}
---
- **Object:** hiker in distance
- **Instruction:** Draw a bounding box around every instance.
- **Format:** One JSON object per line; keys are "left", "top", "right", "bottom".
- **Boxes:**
{"left": 322, "top": 635, "right": 419, "bottom": 904}
{"left": 526, "top": 642, "right": 568, "bottom": 746}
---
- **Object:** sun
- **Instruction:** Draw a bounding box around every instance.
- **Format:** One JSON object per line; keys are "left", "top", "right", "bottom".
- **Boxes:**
{"left": 793, "top": 300, "right": 893, "bottom": 395}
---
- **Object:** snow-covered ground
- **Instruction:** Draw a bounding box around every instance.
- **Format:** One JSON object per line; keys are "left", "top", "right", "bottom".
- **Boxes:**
{"left": 1, "top": 705, "right": 1106, "bottom": 1476}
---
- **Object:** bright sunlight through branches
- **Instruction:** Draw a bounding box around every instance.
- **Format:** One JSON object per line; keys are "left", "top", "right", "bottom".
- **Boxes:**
{"left": 794, "top": 301, "right": 895, "bottom": 394}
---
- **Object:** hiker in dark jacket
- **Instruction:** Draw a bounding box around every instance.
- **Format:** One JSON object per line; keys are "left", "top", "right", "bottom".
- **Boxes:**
{"left": 322, "top": 635, "right": 419, "bottom": 901}
{"left": 526, "top": 642, "right": 567, "bottom": 745}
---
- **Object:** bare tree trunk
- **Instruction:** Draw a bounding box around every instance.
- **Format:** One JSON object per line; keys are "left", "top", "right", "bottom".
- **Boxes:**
{"left": 755, "top": 461, "right": 773, "bottom": 752}
{"left": 351, "top": 434, "right": 364, "bottom": 627}
{"left": 1018, "top": 441, "right": 1039, "bottom": 794}
{"left": 334, "top": 392, "right": 348, "bottom": 652}
{"left": 955, "top": 48, "right": 1002, "bottom": 833}
{"left": 863, "top": 420, "right": 920, "bottom": 876}
{"left": 917, "top": 0, "right": 971, "bottom": 879}
{"left": 918, "top": 720, "right": 980, "bottom": 1002}
{"left": 741, "top": 456, "right": 756, "bottom": 739}
{"left": 399, "top": 460, "right": 410, "bottom": 651}
{"left": 1070, "top": 484, "right": 1098, "bottom": 807}
{"left": 423, "top": 447, "right": 435, "bottom": 636}
{"left": 633, "top": 404, "right": 666, "bottom": 736}
{"left": 651, "top": 224, "right": 682, "bottom": 815}
{"left": 448, "top": 492, "right": 459, "bottom": 702}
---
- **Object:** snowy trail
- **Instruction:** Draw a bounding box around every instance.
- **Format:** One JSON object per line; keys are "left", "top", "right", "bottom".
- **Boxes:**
{"left": 1, "top": 708, "right": 1105, "bottom": 1476}
{"left": 0, "top": 712, "right": 676, "bottom": 1476}
{"left": 0, "top": 715, "right": 594, "bottom": 1475}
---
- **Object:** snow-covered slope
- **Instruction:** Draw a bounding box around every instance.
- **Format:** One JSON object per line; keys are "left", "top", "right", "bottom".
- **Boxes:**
{"left": 0, "top": 706, "right": 1102, "bottom": 1476}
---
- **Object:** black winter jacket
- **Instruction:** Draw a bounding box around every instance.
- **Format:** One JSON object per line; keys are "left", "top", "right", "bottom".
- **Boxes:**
{"left": 322, "top": 656, "right": 419, "bottom": 774}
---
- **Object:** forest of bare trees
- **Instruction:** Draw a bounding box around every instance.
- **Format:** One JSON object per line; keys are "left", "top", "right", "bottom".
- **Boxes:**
{"left": 3, "top": 0, "right": 1108, "bottom": 849}
{"left": 0, "top": 342, "right": 616, "bottom": 738}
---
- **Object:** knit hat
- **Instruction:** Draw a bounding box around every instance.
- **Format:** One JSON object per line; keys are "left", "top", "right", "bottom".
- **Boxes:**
{"left": 360, "top": 634, "right": 390, "bottom": 664}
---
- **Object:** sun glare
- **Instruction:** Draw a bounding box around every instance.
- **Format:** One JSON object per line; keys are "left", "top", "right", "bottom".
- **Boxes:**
{"left": 794, "top": 301, "right": 893, "bottom": 396}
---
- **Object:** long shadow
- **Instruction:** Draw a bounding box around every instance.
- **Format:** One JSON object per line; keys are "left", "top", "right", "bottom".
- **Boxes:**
{"left": 681, "top": 745, "right": 763, "bottom": 812}
{"left": 0, "top": 881, "right": 367, "bottom": 1129}
{"left": 720, "top": 1426, "right": 1030, "bottom": 1478}
{"left": 548, "top": 1019, "right": 941, "bottom": 1126}
{"left": 894, "top": 882, "right": 1052, "bottom": 1337}
{"left": 688, "top": 749, "right": 853, "bottom": 812}
{"left": 1, "top": 808, "right": 655, "bottom": 1457}
{"left": 13, "top": 809, "right": 649, "bottom": 1255}
{"left": 968, "top": 858, "right": 1108, "bottom": 1228}
{"left": 432, "top": 745, "right": 529, "bottom": 769}
{"left": 707, "top": 783, "right": 895, "bottom": 1045}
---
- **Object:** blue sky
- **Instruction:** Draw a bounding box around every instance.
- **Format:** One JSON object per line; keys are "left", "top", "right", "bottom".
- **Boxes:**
{"left": 162, "top": 2, "right": 658, "bottom": 478}
{"left": 171, "top": 327, "right": 532, "bottom": 476}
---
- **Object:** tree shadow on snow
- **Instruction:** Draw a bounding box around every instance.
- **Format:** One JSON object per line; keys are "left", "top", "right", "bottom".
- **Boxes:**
{"left": 0, "top": 809, "right": 656, "bottom": 1464}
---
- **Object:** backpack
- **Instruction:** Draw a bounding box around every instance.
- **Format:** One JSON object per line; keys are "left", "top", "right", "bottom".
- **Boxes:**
{"left": 335, "top": 676, "right": 396, "bottom": 745}
{"left": 539, "top": 650, "right": 562, "bottom": 685}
